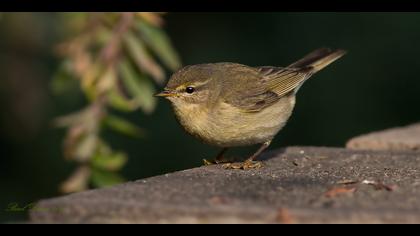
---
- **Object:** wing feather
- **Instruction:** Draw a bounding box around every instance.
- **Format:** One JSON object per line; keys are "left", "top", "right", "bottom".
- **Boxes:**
{"left": 221, "top": 48, "right": 345, "bottom": 112}
{"left": 258, "top": 66, "right": 310, "bottom": 97}
{"left": 222, "top": 65, "right": 310, "bottom": 112}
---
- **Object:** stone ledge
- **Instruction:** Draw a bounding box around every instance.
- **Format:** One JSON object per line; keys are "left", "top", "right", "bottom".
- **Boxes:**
{"left": 30, "top": 146, "right": 420, "bottom": 223}
{"left": 346, "top": 123, "right": 420, "bottom": 151}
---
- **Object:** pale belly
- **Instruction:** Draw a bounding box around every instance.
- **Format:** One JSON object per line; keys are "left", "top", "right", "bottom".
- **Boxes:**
{"left": 173, "top": 96, "right": 296, "bottom": 147}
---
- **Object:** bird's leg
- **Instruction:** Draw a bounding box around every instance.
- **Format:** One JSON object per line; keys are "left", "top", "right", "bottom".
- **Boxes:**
{"left": 223, "top": 140, "right": 272, "bottom": 170}
{"left": 246, "top": 140, "right": 272, "bottom": 162}
{"left": 203, "top": 148, "right": 229, "bottom": 165}
{"left": 215, "top": 148, "right": 230, "bottom": 163}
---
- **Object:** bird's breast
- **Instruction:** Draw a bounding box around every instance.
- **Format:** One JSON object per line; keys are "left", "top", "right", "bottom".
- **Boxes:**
{"left": 172, "top": 96, "right": 296, "bottom": 147}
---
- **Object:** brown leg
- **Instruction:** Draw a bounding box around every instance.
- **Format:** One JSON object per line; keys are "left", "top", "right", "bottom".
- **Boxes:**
{"left": 215, "top": 148, "right": 229, "bottom": 163}
{"left": 223, "top": 140, "right": 272, "bottom": 170}
{"left": 203, "top": 148, "right": 229, "bottom": 165}
{"left": 246, "top": 140, "right": 272, "bottom": 162}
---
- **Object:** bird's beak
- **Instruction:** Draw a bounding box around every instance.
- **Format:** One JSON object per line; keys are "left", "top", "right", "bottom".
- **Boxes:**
{"left": 155, "top": 90, "right": 176, "bottom": 97}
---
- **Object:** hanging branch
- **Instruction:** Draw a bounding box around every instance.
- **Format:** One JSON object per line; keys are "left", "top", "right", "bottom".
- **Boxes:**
{"left": 52, "top": 12, "right": 181, "bottom": 193}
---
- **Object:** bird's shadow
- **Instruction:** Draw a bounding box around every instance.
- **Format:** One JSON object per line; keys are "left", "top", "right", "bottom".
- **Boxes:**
{"left": 258, "top": 147, "right": 288, "bottom": 161}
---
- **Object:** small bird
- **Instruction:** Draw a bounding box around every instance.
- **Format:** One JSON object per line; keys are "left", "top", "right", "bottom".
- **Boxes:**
{"left": 156, "top": 48, "right": 346, "bottom": 169}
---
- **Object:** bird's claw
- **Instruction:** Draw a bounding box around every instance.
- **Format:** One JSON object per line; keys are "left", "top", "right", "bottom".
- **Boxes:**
{"left": 203, "top": 158, "right": 231, "bottom": 166}
{"left": 222, "top": 160, "right": 263, "bottom": 170}
{"left": 203, "top": 159, "right": 215, "bottom": 166}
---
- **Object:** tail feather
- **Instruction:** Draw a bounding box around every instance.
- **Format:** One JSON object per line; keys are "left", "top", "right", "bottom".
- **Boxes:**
{"left": 288, "top": 48, "right": 347, "bottom": 73}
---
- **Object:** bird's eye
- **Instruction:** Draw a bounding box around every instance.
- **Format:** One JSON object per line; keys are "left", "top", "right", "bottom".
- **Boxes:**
{"left": 185, "top": 86, "right": 195, "bottom": 94}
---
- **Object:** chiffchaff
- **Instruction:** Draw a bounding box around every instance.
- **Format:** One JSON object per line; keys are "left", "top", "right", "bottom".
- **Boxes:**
{"left": 156, "top": 48, "right": 346, "bottom": 169}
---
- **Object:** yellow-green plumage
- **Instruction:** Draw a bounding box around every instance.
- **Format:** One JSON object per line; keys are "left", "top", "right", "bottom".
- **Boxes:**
{"left": 157, "top": 48, "right": 346, "bottom": 164}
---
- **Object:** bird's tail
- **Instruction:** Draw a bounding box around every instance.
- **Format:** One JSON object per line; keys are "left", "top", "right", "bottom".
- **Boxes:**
{"left": 288, "top": 48, "right": 347, "bottom": 73}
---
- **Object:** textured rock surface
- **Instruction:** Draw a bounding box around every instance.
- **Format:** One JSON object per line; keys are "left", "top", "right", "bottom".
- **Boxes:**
{"left": 346, "top": 123, "right": 420, "bottom": 151}
{"left": 30, "top": 146, "right": 420, "bottom": 223}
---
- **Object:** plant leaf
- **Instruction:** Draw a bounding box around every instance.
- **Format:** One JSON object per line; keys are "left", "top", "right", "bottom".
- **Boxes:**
{"left": 50, "top": 62, "right": 79, "bottom": 95}
{"left": 54, "top": 111, "right": 85, "bottom": 128}
{"left": 107, "top": 86, "right": 138, "bottom": 112}
{"left": 81, "top": 62, "right": 103, "bottom": 101}
{"left": 124, "top": 31, "right": 165, "bottom": 84}
{"left": 103, "top": 114, "right": 145, "bottom": 138}
{"left": 74, "top": 133, "right": 98, "bottom": 162}
{"left": 118, "top": 59, "right": 156, "bottom": 114}
{"left": 91, "top": 150, "right": 128, "bottom": 171}
{"left": 136, "top": 12, "right": 164, "bottom": 27}
{"left": 95, "top": 66, "right": 116, "bottom": 95}
{"left": 90, "top": 168, "right": 125, "bottom": 188}
{"left": 136, "top": 20, "right": 181, "bottom": 71}
{"left": 60, "top": 166, "right": 91, "bottom": 193}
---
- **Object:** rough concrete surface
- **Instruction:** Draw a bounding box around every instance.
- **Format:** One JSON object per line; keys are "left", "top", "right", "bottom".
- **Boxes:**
{"left": 346, "top": 123, "right": 420, "bottom": 152}
{"left": 30, "top": 146, "right": 420, "bottom": 224}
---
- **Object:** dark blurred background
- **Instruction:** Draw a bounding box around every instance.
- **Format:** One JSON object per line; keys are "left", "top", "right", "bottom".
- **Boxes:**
{"left": 1, "top": 12, "right": 420, "bottom": 222}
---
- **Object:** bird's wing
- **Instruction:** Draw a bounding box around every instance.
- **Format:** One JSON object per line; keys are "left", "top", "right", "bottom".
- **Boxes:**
{"left": 222, "top": 65, "right": 310, "bottom": 112}
{"left": 256, "top": 66, "right": 310, "bottom": 97}
{"left": 222, "top": 48, "right": 345, "bottom": 112}
{"left": 224, "top": 89, "right": 281, "bottom": 112}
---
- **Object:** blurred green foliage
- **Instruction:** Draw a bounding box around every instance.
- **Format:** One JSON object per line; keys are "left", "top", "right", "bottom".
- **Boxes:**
{"left": 1, "top": 12, "right": 420, "bottom": 222}
{"left": 51, "top": 13, "right": 181, "bottom": 193}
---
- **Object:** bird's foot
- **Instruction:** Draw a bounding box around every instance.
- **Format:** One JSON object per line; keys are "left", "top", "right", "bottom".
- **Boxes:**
{"left": 222, "top": 160, "right": 263, "bottom": 170}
